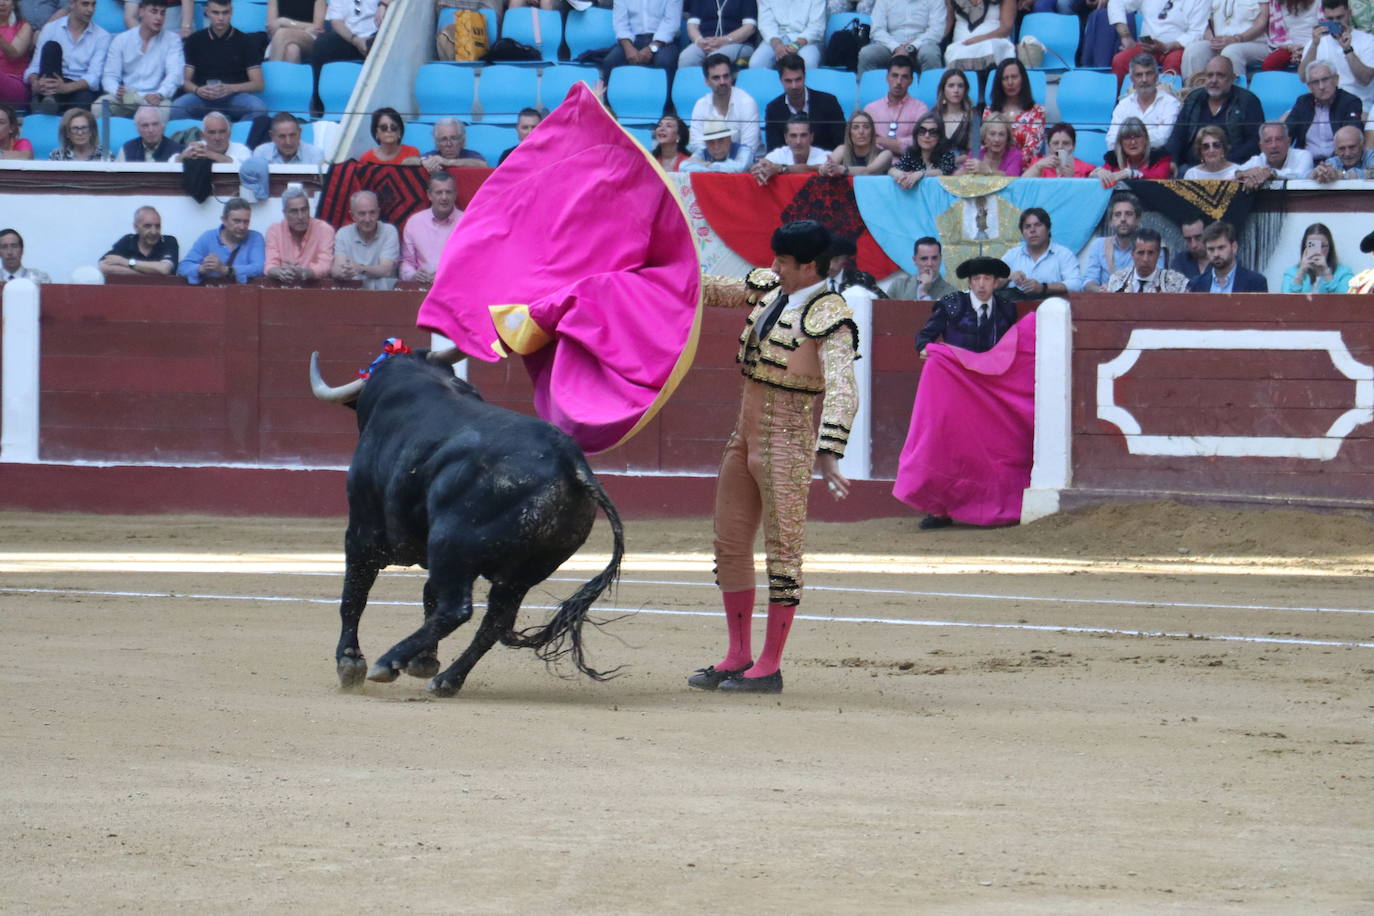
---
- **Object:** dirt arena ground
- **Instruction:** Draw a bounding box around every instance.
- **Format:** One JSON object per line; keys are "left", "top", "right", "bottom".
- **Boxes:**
{"left": 2, "top": 502, "right": 1372, "bottom": 913}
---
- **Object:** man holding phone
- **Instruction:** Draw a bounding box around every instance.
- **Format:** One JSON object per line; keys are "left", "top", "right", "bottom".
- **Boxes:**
{"left": 1299, "top": 0, "right": 1374, "bottom": 111}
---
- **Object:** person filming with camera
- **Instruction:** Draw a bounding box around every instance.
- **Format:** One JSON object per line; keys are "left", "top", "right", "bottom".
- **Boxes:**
{"left": 1281, "top": 222, "right": 1353, "bottom": 293}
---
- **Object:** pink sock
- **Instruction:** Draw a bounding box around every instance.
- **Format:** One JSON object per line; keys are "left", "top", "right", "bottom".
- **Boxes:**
{"left": 716, "top": 588, "right": 755, "bottom": 670}
{"left": 745, "top": 601, "right": 795, "bottom": 678}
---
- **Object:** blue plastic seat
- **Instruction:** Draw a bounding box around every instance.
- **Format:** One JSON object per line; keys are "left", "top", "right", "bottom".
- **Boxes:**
{"left": 106, "top": 117, "right": 138, "bottom": 152}
{"left": 1073, "top": 129, "right": 1107, "bottom": 167}
{"left": 231, "top": 0, "right": 267, "bottom": 33}
{"left": 564, "top": 7, "right": 615, "bottom": 60}
{"left": 478, "top": 64, "right": 540, "bottom": 123}
{"left": 671, "top": 71, "right": 706, "bottom": 118}
{"left": 19, "top": 113, "right": 61, "bottom": 159}
{"left": 319, "top": 60, "right": 363, "bottom": 119}
{"left": 735, "top": 68, "right": 779, "bottom": 108}
{"left": 500, "top": 8, "right": 562, "bottom": 62}
{"left": 1055, "top": 69, "right": 1118, "bottom": 132}
{"left": 164, "top": 118, "right": 202, "bottom": 140}
{"left": 1018, "top": 13, "right": 1079, "bottom": 70}
{"left": 824, "top": 11, "right": 871, "bottom": 43}
{"left": 606, "top": 65, "right": 668, "bottom": 124}
{"left": 540, "top": 64, "right": 599, "bottom": 111}
{"left": 261, "top": 61, "right": 313, "bottom": 117}
{"left": 93, "top": 0, "right": 126, "bottom": 35}
{"left": 808, "top": 68, "right": 858, "bottom": 112}
{"left": 624, "top": 124, "right": 656, "bottom": 151}
{"left": 230, "top": 118, "right": 253, "bottom": 144}
{"left": 1248, "top": 70, "right": 1305, "bottom": 121}
{"left": 463, "top": 123, "right": 515, "bottom": 163}
{"left": 414, "top": 62, "right": 476, "bottom": 119}
{"left": 856, "top": 68, "right": 887, "bottom": 108}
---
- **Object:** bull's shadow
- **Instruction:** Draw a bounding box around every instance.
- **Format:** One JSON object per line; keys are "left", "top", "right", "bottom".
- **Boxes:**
{"left": 310, "top": 346, "right": 624, "bottom": 697}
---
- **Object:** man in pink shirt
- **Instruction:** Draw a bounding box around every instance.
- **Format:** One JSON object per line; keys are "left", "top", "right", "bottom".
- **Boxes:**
{"left": 264, "top": 187, "right": 334, "bottom": 284}
{"left": 861, "top": 55, "right": 926, "bottom": 156}
{"left": 399, "top": 171, "right": 460, "bottom": 286}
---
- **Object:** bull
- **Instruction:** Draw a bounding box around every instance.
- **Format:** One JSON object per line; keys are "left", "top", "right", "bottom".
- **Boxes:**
{"left": 309, "top": 345, "right": 624, "bottom": 696}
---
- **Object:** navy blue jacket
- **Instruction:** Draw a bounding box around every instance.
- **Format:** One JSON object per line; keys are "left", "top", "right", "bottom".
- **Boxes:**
{"left": 916, "top": 291, "right": 1019, "bottom": 353}
{"left": 120, "top": 136, "right": 183, "bottom": 163}
{"left": 1186, "top": 264, "right": 1269, "bottom": 293}
{"left": 1286, "top": 88, "right": 1364, "bottom": 152}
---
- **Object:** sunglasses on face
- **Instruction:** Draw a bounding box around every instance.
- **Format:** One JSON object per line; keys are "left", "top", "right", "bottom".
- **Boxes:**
{"left": 917, "top": 126, "right": 940, "bottom": 136}
{"left": 377, "top": 123, "right": 399, "bottom": 132}
{"left": 1200, "top": 140, "right": 1222, "bottom": 149}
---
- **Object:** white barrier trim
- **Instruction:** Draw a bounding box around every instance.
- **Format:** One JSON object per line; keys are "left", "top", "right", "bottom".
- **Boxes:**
{"left": 1022, "top": 297, "right": 1071, "bottom": 522}
{"left": 1, "top": 279, "right": 40, "bottom": 463}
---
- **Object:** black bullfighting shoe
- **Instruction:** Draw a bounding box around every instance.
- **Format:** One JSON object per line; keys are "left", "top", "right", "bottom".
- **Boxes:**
{"left": 717, "top": 670, "right": 783, "bottom": 694}
{"left": 919, "top": 514, "right": 953, "bottom": 530}
{"left": 687, "top": 663, "right": 751, "bottom": 690}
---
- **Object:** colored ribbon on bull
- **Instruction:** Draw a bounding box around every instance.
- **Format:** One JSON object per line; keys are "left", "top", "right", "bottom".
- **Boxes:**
{"left": 357, "top": 337, "right": 412, "bottom": 379}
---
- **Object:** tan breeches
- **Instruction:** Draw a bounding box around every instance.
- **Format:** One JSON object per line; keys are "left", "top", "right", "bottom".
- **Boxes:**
{"left": 713, "top": 380, "right": 818, "bottom": 606}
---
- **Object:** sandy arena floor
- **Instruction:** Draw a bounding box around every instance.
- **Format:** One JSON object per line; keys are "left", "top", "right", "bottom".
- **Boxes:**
{"left": 1, "top": 503, "right": 1371, "bottom": 913}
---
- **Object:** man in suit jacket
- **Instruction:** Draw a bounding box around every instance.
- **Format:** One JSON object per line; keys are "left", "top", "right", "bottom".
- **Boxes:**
{"left": 1285, "top": 62, "right": 1364, "bottom": 160}
{"left": 1185, "top": 220, "right": 1269, "bottom": 293}
{"left": 913, "top": 255, "right": 1019, "bottom": 530}
{"left": 763, "top": 52, "right": 845, "bottom": 153}
{"left": 1164, "top": 55, "right": 1264, "bottom": 170}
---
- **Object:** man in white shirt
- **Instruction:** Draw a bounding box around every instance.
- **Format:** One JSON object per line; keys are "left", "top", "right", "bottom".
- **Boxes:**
{"left": 749, "top": 0, "right": 824, "bottom": 71}
{"left": 687, "top": 53, "right": 761, "bottom": 155}
{"left": 1104, "top": 228, "right": 1189, "bottom": 292}
{"left": 601, "top": 0, "right": 682, "bottom": 76}
{"left": 1002, "top": 207, "right": 1083, "bottom": 297}
{"left": 1298, "top": 0, "right": 1374, "bottom": 111}
{"left": 0, "top": 229, "right": 52, "bottom": 284}
{"left": 1237, "top": 120, "right": 1316, "bottom": 187}
{"left": 97, "top": 0, "right": 183, "bottom": 118}
{"left": 1180, "top": 0, "right": 1268, "bottom": 80}
{"left": 1108, "top": 0, "right": 1210, "bottom": 81}
{"left": 1106, "top": 52, "right": 1182, "bottom": 150}
{"left": 750, "top": 113, "right": 828, "bottom": 184}
{"left": 176, "top": 111, "right": 252, "bottom": 163}
{"left": 857, "top": 0, "right": 946, "bottom": 75}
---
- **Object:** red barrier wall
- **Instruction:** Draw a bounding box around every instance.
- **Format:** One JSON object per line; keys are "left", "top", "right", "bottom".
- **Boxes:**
{"left": 1067, "top": 294, "right": 1374, "bottom": 510}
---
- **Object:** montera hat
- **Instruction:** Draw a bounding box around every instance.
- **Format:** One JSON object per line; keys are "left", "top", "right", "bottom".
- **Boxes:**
{"left": 771, "top": 220, "right": 832, "bottom": 264}
{"left": 1361, "top": 228, "right": 1374, "bottom": 254}
{"left": 955, "top": 255, "right": 1011, "bottom": 279}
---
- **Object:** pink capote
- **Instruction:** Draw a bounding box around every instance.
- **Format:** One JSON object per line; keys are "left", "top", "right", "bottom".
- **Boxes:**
{"left": 892, "top": 313, "right": 1037, "bottom": 526}
{"left": 415, "top": 83, "right": 702, "bottom": 454}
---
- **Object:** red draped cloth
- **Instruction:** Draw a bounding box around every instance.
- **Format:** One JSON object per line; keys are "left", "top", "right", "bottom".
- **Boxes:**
{"left": 892, "top": 314, "right": 1036, "bottom": 526}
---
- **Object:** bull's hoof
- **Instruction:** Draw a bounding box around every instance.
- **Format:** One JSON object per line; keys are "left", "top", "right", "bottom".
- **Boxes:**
{"left": 366, "top": 661, "right": 400, "bottom": 683}
{"left": 426, "top": 676, "right": 463, "bottom": 698}
{"left": 405, "top": 653, "right": 440, "bottom": 679}
{"left": 337, "top": 656, "right": 368, "bottom": 689}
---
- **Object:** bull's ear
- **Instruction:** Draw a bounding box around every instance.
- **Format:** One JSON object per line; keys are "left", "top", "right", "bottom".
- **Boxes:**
{"left": 426, "top": 346, "right": 468, "bottom": 366}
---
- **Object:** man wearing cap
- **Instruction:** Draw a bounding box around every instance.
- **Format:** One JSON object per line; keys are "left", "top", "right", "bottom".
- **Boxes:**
{"left": 690, "top": 220, "right": 859, "bottom": 695}
{"left": 679, "top": 119, "right": 755, "bottom": 171}
{"left": 911, "top": 254, "right": 1019, "bottom": 530}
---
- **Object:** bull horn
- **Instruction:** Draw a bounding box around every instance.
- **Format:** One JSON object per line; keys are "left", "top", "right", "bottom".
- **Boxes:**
{"left": 427, "top": 345, "right": 467, "bottom": 366}
{"left": 309, "top": 351, "right": 366, "bottom": 403}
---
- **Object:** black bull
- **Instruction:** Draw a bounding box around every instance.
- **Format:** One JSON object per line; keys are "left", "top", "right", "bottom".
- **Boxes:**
{"left": 309, "top": 348, "right": 625, "bottom": 696}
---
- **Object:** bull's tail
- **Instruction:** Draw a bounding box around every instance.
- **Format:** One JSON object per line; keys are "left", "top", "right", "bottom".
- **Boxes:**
{"left": 502, "top": 466, "right": 625, "bottom": 680}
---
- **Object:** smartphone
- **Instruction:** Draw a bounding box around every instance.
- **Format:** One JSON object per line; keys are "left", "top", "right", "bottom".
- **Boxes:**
{"left": 1057, "top": 149, "right": 1070, "bottom": 166}
{"left": 1319, "top": 18, "right": 1344, "bottom": 36}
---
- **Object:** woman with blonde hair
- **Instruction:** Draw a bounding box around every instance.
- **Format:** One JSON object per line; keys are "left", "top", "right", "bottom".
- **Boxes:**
{"left": 1092, "top": 116, "right": 1174, "bottom": 185}
{"left": 821, "top": 110, "right": 894, "bottom": 177}
{"left": 1183, "top": 125, "right": 1239, "bottom": 178}
{"left": 49, "top": 108, "right": 108, "bottom": 161}
{"left": 959, "top": 112, "right": 1022, "bottom": 176}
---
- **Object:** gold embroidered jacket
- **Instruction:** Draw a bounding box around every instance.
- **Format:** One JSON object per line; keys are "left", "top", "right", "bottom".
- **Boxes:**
{"left": 704, "top": 270, "right": 860, "bottom": 457}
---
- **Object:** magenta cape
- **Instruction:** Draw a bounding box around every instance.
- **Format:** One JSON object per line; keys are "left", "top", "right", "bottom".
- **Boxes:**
{"left": 891, "top": 314, "right": 1037, "bottom": 526}
{"left": 415, "top": 82, "right": 702, "bottom": 454}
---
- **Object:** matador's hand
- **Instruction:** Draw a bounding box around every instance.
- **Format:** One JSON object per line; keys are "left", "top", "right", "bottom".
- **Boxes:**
{"left": 817, "top": 452, "right": 849, "bottom": 500}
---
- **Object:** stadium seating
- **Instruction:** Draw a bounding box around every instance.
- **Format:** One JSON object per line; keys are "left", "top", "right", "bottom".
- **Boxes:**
{"left": 414, "top": 62, "right": 476, "bottom": 119}
{"left": 563, "top": 7, "right": 615, "bottom": 60}
{"left": 164, "top": 118, "right": 201, "bottom": 140}
{"left": 735, "top": 68, "right": 779, "bottom": 108}
{"left": 463, "top": 123, "right": 516, "bottom": 163}
{"left": 671, "top": 72, "right": 705, "bottom": 119}
{"left": 20, "top": 113, "right": 61, "bottom": 159}
{"left": 93, "top": 0, "right": 126, "bottom": 34}
{"left": 808, "top": 68, "right": 857, "bottom": 112}
{"left": 857, "top": 67, "right": 886, "bottom": 108}
{"left": 823, "top": 11, "right": 870, "bottom": 44}
{"left": 500, "top": 8, "right": 562, "bottom": 63}
{"left": 478, "top": 64, "right": 540, "bottom": 123}
{"left": 261, "top": 61, "right": 313, "bottom": 117}
{"left": 1074, "top": 129, "right": 1107, "bottom": 168}
{"left": 230, "top": 118, "right": 253, "bottom": 145}
{"left": 1055, "top": 69, "right": 1117, "bottom": 131}
{"left": 1018, "top": 13, "right": 1079, "bottom": 71}
{"left": 1249, "top": 70, "right": 1305, "bottom": 121}
{"left": 606, "top": 66, "right": 668, "bottom": 124}
{"left": 106, "top": 117, "right": 138, "bottom": 152}
{"left": 437, "top": 5, "right": 500, "bottom": 61}
{"left": 319, "top": 60, "right": 363, "bottom": 119}
{"left": 539, "top": 64, "right": 599, "bottom": 111}
{"left": 232, "top": 0, "right": 267, "bottom": 34}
